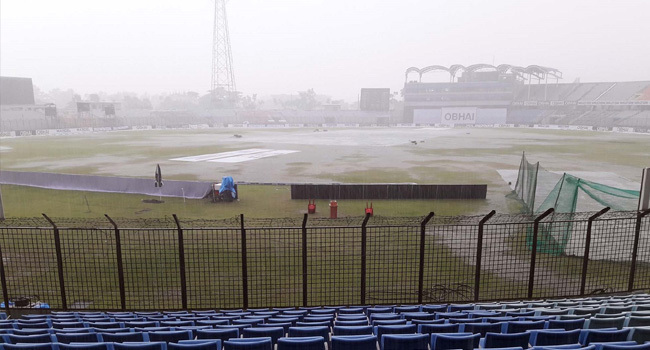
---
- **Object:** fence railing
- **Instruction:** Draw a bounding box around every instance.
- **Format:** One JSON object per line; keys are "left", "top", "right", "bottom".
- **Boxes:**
{"left": 0, "top": 209, "right": 649, "bottom": 311}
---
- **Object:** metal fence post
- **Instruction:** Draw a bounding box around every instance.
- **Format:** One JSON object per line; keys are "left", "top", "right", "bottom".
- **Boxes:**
{"left": 629, "top": 209, "right": 650, "bottom": 291}
{"left": 0, "top": 236, "right": 10, "bottom": 313}
{"left": 528, "top": 208, "right": 554, "bottom": 299}
{"left": 301, "top": 214, "right": 308, "bottom": 307}
{"left": 580, "top": 207, "right": 610, "bottom": 296}
{"left": 360, "top": 213, "right": 371, "bottom": 305}
{"left": 42, "top": 214, "right": 67, "bottom": 309}
{"left": 418, "top": 212, "right": 435, "bottom": 304}
{"left": 172, "top": 214, "right": 188, "bottom": 309}
{"left": 475, "top": 210, "right": 496, "bottom": 302}
{"left": 240, "top": 214, "right": 249, "bottom": 309}
{"left": 105, "top": 215, "right": 126, "bottom": 310}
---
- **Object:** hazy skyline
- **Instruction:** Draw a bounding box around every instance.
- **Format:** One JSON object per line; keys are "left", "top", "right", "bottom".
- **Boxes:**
{"left": 2, "top": 0, "right": 650, "bottom": 101}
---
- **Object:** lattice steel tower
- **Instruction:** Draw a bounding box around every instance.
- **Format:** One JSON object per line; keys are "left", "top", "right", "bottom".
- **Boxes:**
{"left": 211, "top": 0, "right": 236, "bottom": 94}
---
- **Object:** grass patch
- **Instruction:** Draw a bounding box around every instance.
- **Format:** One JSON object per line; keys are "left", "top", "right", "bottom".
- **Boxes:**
{"left": 0, "top": 184, "right": 488, "bottom": 219}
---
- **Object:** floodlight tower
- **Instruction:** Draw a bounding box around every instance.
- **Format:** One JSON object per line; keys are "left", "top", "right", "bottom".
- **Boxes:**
{"left": 211, "top": 0, "right": 236, "bottom": 96}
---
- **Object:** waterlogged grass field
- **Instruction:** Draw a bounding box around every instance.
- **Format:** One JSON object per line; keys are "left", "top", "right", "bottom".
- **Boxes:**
{"left": 0, "top": 126, "right": 647, "bottom": 218}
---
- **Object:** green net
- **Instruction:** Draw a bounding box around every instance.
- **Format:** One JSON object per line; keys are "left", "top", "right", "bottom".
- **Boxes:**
{"left": 512, "top": 154, "right": 641, "bottom": 255}
{"left": 510, "top": 152, "right": 539, "bottom": 214}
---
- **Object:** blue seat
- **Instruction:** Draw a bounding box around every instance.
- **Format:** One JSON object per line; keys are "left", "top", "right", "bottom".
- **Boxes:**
{"left": 288, "top": 326, "right": 329, "bottom": 340}
{"left": 539, "top": 309, "right": 571, "bottom": 316}
{"left": 381, "top": 333, "right": 429, "bottom": 350}
{"left": 507, "top": 311, "right": 536, "bottom": 317}
{"left": 257, "top": 323, "right": 292, "bottom": 335}
{"left": 530, "top": 342, "right": 586, "bottom": 350}
{"left": 333, "top": 326, "right": 373, "bottom": 336}
{"left": 603, "top": 306, "right": 634, "bottom": 314}
{"left": 336, "top": 315, "right": 367, "bottom": 321}
{"left": 505, "top": 320, "right": 546, "bottom": 333}
{"left": 470, "top": 311, "right": 502, "bottom": 318}
{"left": 135, "top": 327, "right": 171, "bottom": 333}
{"left": 477, "top": 303, "right": 505, "bottom": 310}
{"left": 571, "top": 308, "right": 601, "bottom": 316}
{"left": 196, "top": 328, "right": 239, "bottom": 341}
{"left": 57, "top": 343, "right": 113, "bottom": 350}
{"left": 12, "top": 329, "right": 51, "bottom": 336}
{"left": 482, "top": 332, "right": 531, "bottom": 348}
{"left": 168, "top": 340, "right": 222, "bottom": 350}
{"left": 335, "top": 320, "right": 368, "bottom": 327}
{"left": 51, "top": 328, "right": 94, "bottom": 334}
{"left": 330, "top": 335, "right": 377, "bottom": 350}
{"left": 196, "top": 320, "right": 230, "bottom": 327}
{"left": 449, "top": 304, "right": 474, "bottom": 312}
{"left": 588, "top": 317, "right": 626, "bottom": 330}
{"left": 242, "top": 327, "right": 284, "bottom": 345}
{"left": 601, "top": 344, "right": 650, "bottom": 350}
{"left": 94, "top": 328, "right": 131, "bottom": 334}
{"left": 113, "top": 342, "right": 168, "bottom": 350}
{"left": 296, "top": 321, "right": 331, "bottom": 327}
{"left": 367, "top": 308, "right": 393, "bottom": 315}
{"left": 417, "top": 323, "right": 459, "bottom": 334}
{"left": 16, "top": 323, "right": 50, "bottom": 330}
{"left": 374, "top": 324, "right": 416, "bottom": 340}
{"left": 411, "top": 319, "right": 446, "bottom": 325}
{"left": 0, "top": 344, "right": 56, "bottom": 350}
{"left": 268, "top": 318, "right": 299, "bottom": 326}
{"left": 161, "top": 321, "right": 195, "bottom": 328}
{"left": 372, "top": 319, "right": 407, "bottom": 326}
{"left": 147, "top": 330, "right": 193, "bottom": 343}
{"left": 630, "top": 327, "right": 650, "bottom": 344}
{"left": 232, "top": 319, "right": 263, "bottom": 327}
{"left": 435, "top": 312, "right": 467, "bottom": 319}
{"left": 579, "top": 329, "right": 631, "bottom": 345}
{"left": 626, "top": 316, "right": 650, "bottom": 327}
{"left": 282, "top": 310, "right": 308, "bottom": 317}
{"left": 100, "top": 332, "right": 147, "bottom": 343}
{"left": 401, "top": 312, "right": 435, "bottom": 321}
{"left": 547, "top": 319, "right": 586, "bottom": 330}
{"left": 126, "top": 321, "right": 159, "bottom": 328}
{"left": 460, "top": 322, "right": 503, "bottom": 337}
{"left": 338, "top": 308, "right": 365, "bottom": 315}
{"left": 88, "top": 322, "right": 124, "bottom": 329}
{"left": 277, "top": 336, "right": 326, "bottom": 350}
{"left": 591, "top": 342, "right": 639, "bottom": 350}
{"left": 310, "top": 309, "right": 336, "bottom": 316}
{"left": 448, "top": 317, "right": 483, "bottom": 324}
{"left": 6, "top": 334, "right": 54, "bottom": 344}
{"left": 369, "top": 314, "right": 400, "bottom": 323}
{"left": 486, "top": 317, "right": 518, "bottom": 323}
{"left": 421, "top": 305, "right": 447, "bottom": 313}
{"left": 224, "top": 337, "right": 274, "bottom": 350}
{"left": 54, "top": 332, "right": 102, "bottom": 343}
{"left": 430, "top": 333, "right": 480, "bottom": 350}
{"left": 52, "top": 322, "right": 86, "bottom": 329}
{"left": 530, "top": 329, "right": 581, "bottom": 346}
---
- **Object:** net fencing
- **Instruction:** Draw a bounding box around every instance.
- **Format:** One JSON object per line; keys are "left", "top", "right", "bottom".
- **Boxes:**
{"left": 512, "top": 153, "right": 641, "bottom": 255}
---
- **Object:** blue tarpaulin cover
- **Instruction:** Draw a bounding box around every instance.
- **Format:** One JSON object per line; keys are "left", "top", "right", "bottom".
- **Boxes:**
{"left": 219, "top": 176, "right": 236, "bottom": 198}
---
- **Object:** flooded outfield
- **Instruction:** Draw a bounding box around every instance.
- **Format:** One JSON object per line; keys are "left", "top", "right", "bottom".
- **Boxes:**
{"left": 0, "top": 127, "right": 647, "bottom": 214}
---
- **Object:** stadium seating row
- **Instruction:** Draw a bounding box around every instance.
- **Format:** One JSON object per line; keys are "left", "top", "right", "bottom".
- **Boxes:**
{"left": 3, "top": 294, "right": 650, "bottom": 349}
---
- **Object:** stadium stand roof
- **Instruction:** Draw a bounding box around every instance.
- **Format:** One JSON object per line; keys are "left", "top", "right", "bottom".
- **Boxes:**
{"left": 405, "top": 64, "right": 562, "bottom": 82}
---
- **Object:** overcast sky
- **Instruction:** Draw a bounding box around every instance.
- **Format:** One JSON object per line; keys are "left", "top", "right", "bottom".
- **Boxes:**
{"left": 2, "top": 0, "right": 649, "bottom": 101}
